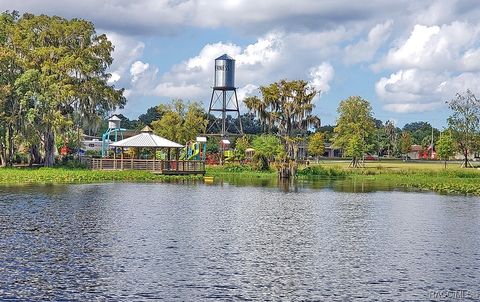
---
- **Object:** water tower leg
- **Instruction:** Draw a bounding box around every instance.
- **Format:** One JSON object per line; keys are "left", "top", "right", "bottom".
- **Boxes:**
{"left": 233, "top": 89, "right": 243, "bottom": 134}
{"left": 222, "top": 90, "right": 227, "bottom": 137}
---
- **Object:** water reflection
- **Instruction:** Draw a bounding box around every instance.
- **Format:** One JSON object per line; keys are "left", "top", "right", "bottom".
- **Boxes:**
{"left": 0, "top": 183, "right": 479, "bottom": 300}
{"left": 212, "top": 176, "right": 408, "bottom": 194}
{"left": 207, "top": 174, "right": 404, "bottom": 195}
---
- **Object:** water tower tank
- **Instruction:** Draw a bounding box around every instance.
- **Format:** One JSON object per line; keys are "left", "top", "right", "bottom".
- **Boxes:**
{"left": 214, "top": 54, "right": 235, "bottom": 89}
{"left": 108, "top": 115, "right": 121, "bottom": 129}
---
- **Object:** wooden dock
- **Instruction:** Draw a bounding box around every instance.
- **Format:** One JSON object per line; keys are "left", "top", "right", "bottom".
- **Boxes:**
{"left": 82, "top": 157, "right": 205, "bottom": 175}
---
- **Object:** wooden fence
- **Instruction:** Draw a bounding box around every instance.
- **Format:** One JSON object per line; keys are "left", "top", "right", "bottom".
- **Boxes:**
{"left": 82, "top": 157, "right": 205, "bottom": 175}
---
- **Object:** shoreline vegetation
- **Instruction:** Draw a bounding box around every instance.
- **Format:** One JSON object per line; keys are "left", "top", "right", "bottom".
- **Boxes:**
{"left": 0, "top": 168, "right": 203, "bottom": 185}
{"left": 208, "top": 161, "right": 480, "bottom": 196}
{"left": 1, "top": 161, "right": 480, "bottom": 196}
{"left": 297, "top": 162, "right": 480, "bottom": 196}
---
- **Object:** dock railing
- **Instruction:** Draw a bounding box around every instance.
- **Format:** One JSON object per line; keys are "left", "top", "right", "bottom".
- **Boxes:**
{"left": 81, "top": 157, "right": 205, "bottom": 174}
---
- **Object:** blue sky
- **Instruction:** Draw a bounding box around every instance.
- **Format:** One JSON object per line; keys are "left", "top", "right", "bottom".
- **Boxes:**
{"left": 1, "top": 0, "right": 479, "bottom": 128}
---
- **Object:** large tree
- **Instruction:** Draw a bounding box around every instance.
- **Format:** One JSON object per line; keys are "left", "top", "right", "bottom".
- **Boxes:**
{"left": 0, "top": 11, "right": 23, "bottom": 166}
{"left": 138, "top": 106, "right": 161, "bottom": 126}
{"left": 333, "top": 96, "right": 375, "bottom": 167}
{"left": 403, "top": 121, "right": 439, "bottom": 145}
{"left": 151, "top": 99, "right": 208, "bottom": 145}
{"left": 244, "top": 79, "right": 320, "bottom": 159}
{"left": 447, "top": 89, "right": 480, "bottom": 168}
{"left": 2, "top": 13, "right": 125, "bottom": 166}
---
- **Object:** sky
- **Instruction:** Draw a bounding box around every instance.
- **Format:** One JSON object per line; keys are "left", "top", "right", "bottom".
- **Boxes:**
{"left": 1, "top": 0, "right": 480, "bottom": 128}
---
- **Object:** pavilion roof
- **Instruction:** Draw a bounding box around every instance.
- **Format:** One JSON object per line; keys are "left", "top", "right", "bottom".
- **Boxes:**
{"left": 110, "top": 132, "right": 183, "bottom": 148}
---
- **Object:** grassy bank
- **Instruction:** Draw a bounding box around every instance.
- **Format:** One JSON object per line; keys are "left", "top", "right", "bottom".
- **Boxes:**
{"left": 298, "top": 161, "right": 480, "bottom": 195}
{"left": 0, "top": 167, "right": 202, "bottom": 185}
{"left": 207, "top": 161, "right": 480, "bottom": 195}
{"left": 206, "top": 165, "right": 276, "bottom": 178}
{"left": 2, "top": 161, "right": 480, "bottom": 196}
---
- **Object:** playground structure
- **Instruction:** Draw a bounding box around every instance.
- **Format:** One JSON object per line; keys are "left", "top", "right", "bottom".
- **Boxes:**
{"left": 220, "top": 139, "right": 235, "bottom": 163}
{"left": 185, "top": 137, "right": 207, "bottom": 161}
{"left": 84, "top": 126, "right": 205, "bottom": 175}
{"left": 102, "top": 115, "right": 126, "bottom": 157}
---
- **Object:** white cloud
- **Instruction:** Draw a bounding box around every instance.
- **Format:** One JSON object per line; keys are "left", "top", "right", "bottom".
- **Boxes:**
{"left": 153, "top": 82, "right": 204, "bottom": 99}
{"left": 1, "top": 0, "right": 445, "bottom": 36}
{"left": 108, "top": 72, "right": 121, "bottom": 83}
{"left": 105, "top": 32, "right": 145, "bottom": 84}
{"left": 373, "top": 20, "right": 480, "bottom": 113}
{"left": 375, "top": 68, "right": 480, "bottom": 113}
{"left": 460, "top": 48, "right": 480, "bottom": 71}
{"left": 8, "top": 0, "right": 480, "bottom": 121}
{"left": 236, "top": 84, "right": 258, "bottom": 102}
{"left": 153, "top": 32, "right": 284, "bottom": 100}
{"left": 375, "top": 22, "right": 480, "bottom": 72}
{"left": 122, "top": 29, "right": 341, "bottom": 109}
{"left": 130, "top": 61, "right": 150, "bottom": 83}
{"left": 237, "top": 32, "right": 283, "bottom": 66}
{"left": 344, "top": 20, "right": 393, "bottom": 64}
{"left": 309, "top": 62, "right": 335, "bottom": 95}
{"left": 413, "top": 0, "right": 456, "bottom": 26}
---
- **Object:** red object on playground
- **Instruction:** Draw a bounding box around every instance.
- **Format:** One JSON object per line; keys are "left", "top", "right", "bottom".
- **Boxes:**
{"left": 60, "top": 146, "right": 69, "bottom": 155}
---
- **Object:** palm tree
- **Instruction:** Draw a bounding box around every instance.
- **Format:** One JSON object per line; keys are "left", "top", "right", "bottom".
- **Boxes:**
{"left": 244, "top": 79, "right": 320, "bottom": 160}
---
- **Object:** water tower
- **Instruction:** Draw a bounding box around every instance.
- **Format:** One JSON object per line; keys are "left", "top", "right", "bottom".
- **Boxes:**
{"left": 101, "top": 115, "right": 125, "bottom": 157}
{"left": 206, "top": 54, "right": 243, "bottom": 137}
{"left": 108, "top": 115, "right": 121, "bottom": 129}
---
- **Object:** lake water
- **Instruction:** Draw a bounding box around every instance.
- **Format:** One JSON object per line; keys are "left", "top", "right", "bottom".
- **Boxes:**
{"left": 0, "top": 180, "right": 479, "bottom": 301}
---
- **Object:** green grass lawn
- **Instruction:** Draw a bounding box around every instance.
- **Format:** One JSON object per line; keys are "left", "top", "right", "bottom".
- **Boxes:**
{"left": 315, "top": 159, "right": 472, "bottom": 171}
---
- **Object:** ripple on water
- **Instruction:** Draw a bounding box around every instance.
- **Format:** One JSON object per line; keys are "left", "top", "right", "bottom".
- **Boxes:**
{"left": 0, "top": 183, "right": 479, "bottom": 300}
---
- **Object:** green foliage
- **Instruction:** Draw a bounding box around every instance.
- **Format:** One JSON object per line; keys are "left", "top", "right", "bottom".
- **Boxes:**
{"left": 403, "top": 121, "right": 439, "bottom": 145}
{"left": 376, "top": 120, "right": 398, "bottom": 157}
{"left": 345, "top": 134, "right": 363, "bottom": 158}
{"left": 447, "top": 89, "right": 480, "bottom": 167}
{"left": 206, "top": 164, "right": 275, "bottom": 176}
{"left": 234, "top": 136, "right": 250, "bottom": 160}
{"left": 307, "top": 132, "right": 325, "bottom": 158}
{"left": 244, "top": 79, "right": 320, "bottom": 159}
{"left": 252, "top": 134, "right": 283, "bottom": 160}
{"left": 206, "top": 136, "right": 219, "bottom": 153}
{"left": 151, "top": 99, "right": 208, "bottom": 145}
{"left": 244, "top": 80, "right": 320, "bottom": 137}
{"left": 297, "top": 165, "right": 346, "bottom": 177}
{"left": 297, "top": 162, "right": 480, "bottom": 195}
{"left": 399, "top": 131, "right": 412, "bottom": 156}
{"left": 333, "top": 96, "right": 375, "bottom": 165}
{"left": 222, "top": 163, "right": 253, "bottom": 172}
{"left": 316, "top": 125, "right": 335, "bottom": 142}
{"left": 251, "top": 153, "right": 270, "bottom": 171}
{"left": 85, "top": 150, "right": 101, "bottom": 157}
{"left": 0, "top": 167, "right": 202, "bottom": 184}
{"left": 436, "top": 130, "right": 455, "bottom": 161}
{"left": 116, "top": 114, "right": 144, "bottom": 130}
{"left": 0, "top": 12, "right": 125, "bottom": 167}
{"left": 138, "top": 106, "right": 161, "bottom": 126}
